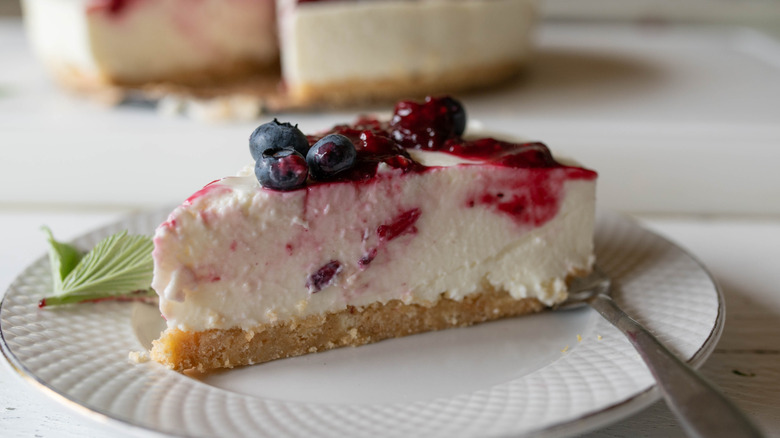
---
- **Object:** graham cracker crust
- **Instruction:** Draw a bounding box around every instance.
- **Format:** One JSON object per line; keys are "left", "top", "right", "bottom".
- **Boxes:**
{"left": 150, "top": 287, "right": 546, "bottom": 372}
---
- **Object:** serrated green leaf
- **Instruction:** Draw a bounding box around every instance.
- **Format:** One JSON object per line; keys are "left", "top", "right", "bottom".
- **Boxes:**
{"left": 41, "top": 229, "right": 155, "bottom": 306}
{"left": 42, "top": 226, "right": 83, "bottom": 291}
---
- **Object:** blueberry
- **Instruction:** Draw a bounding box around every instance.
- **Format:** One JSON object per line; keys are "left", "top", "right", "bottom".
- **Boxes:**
{"left": 254, "top": 148, "right": 308, "bottom": 191}
{"left": 442, "top": 97, "right": 467, "bottom": 136}
{"left": 249, "top": 119, "right": 310, "bottom": 161}
{"left": 306, "top": 134, "right": 357, "bottom": 180}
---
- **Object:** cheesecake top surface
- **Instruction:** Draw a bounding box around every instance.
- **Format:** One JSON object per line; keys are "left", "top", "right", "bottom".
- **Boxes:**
{"left": 249, "top": 96, "right": 596, "bottom": 189}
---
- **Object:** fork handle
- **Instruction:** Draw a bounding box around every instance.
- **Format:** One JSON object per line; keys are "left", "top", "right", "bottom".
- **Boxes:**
{"left": 589, "top": 294, "right": 764, "bottom": 438}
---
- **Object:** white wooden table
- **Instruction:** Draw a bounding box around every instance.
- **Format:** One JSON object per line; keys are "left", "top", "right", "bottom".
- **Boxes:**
{"left": 1, "top": 16, "right": 779, "bottom": 438}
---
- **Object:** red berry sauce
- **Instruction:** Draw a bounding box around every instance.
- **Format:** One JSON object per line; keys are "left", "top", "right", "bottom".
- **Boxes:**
{"left": 87, "top": 0, "right": 138, "bottom": 16}
{"left": 389, "top": 97, "right": 463, "bottom": 151}
{"left": 184, "top": 180, "right": 231, "bottom": 206}
{"left": 306, "top": 96, "right": 595, "bottom": 184}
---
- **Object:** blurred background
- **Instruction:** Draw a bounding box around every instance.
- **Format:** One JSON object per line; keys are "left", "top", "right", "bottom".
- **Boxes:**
{"left": 1, "top": 0, "right": 779, "bottom": 215}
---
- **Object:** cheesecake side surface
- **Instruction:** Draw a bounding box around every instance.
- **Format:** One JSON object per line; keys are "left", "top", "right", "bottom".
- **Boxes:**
{"left": 22, "top": 0, "right": 278, "bottom": 91}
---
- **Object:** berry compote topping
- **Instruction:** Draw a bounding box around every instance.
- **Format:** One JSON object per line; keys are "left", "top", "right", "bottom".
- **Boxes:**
{"left": 88, "top": 0, "right": 137, "bottom": 16}
{"left": 106, "top": 0, "right": 131, "bottom": 14}
{"left": 307, "top": 123, "right": 422, "bottom": 182}
{"left": 249, "top": 96, "right": 584, "bottom": 191}
{"left": 389, "top": 96, "right": 466, "bottom": 150}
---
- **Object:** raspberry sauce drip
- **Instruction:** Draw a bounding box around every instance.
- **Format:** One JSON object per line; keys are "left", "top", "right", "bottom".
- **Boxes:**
{"left": 184, "top": 180, "right": 229, "bottom": 205}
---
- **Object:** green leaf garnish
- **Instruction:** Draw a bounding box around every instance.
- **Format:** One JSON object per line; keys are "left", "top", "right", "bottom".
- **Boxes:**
{"left": 41, "top": 229, "right": 156, "bottom": 306}
{"left": 42, "top": 226, "right": 83, "bottom": 291}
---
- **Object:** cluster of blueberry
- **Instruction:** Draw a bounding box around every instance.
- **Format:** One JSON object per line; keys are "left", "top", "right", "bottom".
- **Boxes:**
{"left": 249, "top": 97, "right": 471, "bottom": 190}
{"left": 249, "top": 120, "right": 357, "bottom": 191}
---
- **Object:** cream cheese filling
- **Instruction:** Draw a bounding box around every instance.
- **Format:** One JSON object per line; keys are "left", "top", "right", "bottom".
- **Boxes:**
{"left": 279, "top": 0, "right": 536, "bottom": 87}
{"left": 152, "top": 150, "right": 595, "bottom": 332}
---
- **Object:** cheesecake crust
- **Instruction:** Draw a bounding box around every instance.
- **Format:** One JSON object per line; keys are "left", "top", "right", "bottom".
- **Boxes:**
{"left": 42, "top": 58, "right": 283, "bottom": 105}
{"left": 42, "top": 58, "right": 525, "bottom": 112}
{"left": 150, "top": 286, "right": 546, "bottom": 372}
{"left": 287, "top": 60, "right": 526, "bottom": 108}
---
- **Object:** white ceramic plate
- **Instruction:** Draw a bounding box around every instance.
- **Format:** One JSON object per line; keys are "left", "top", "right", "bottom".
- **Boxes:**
{"left": 0, "top": 209, "right": 723, "bottom": 438}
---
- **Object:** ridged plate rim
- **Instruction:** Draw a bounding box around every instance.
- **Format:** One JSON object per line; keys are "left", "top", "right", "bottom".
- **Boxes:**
{"left": 0, "top": 208, "right": 724, "bottom": 438}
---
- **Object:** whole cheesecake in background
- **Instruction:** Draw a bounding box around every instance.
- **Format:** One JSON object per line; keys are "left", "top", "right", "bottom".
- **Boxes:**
{"left": 21, "top": 0, "right": 537, "bottom": 109}
{"left": 149, "top": 96, "right": 597, "bottom": 371}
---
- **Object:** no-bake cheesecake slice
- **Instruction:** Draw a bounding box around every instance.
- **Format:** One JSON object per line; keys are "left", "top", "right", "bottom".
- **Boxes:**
{"left": 150, "top": 97, "right": 596, "bottom": 371}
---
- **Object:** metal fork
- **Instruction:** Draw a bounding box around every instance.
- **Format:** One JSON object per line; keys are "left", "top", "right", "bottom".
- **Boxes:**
{"left": 563, "top": 266, "right": 764, "bottom": 438}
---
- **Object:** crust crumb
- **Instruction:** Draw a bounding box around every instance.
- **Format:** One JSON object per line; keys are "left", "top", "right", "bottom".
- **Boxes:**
{"left": 128, "top": 350, "right": 150, "bottom": 363}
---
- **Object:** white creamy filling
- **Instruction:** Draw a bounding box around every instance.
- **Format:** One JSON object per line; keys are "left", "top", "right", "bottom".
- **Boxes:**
{"left": 153, "top": 151, "right": 595, "bottom": 332}
{"left": 280, "top": 0, "right": 536, "bottom": 87}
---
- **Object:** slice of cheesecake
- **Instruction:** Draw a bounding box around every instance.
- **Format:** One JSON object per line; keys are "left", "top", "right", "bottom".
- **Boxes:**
{"left": 22, "top": 0, "right": 535, "bottom": 107}
{"left": 150, "top": 97, "right": 597, "bottom": 371}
